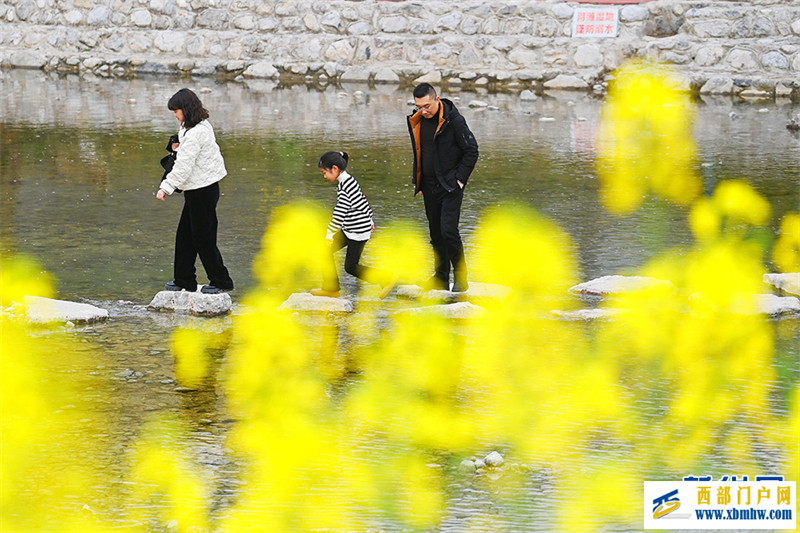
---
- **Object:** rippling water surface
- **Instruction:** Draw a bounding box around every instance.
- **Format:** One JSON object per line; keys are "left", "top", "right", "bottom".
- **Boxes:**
{"left": 2, "top": 70, "right": 798, "bottom": 531}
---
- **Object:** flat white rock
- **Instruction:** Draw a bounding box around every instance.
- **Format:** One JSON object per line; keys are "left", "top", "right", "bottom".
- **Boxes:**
{"left": 763, "top": 273, "right": 800, "bottom": 296}
{"left": 396, "top": 281, "right": 511, "bottom": 300}
{"left": 277, "top": 292, "right": 354, "bottom": 313}
{"left": 24, "top": 295, "right": 109, "bottom": 324}
{"left": 394, "top": 301, "right": 487, "bottom": 319}
{"left": 757, "top": 294, "right": 800, "bottom": 316}
{"left": 148, "top": 290, "right": 232, "bottom": 317}
{"left": 569, "top": 275, "right": 672, "bottom": 296}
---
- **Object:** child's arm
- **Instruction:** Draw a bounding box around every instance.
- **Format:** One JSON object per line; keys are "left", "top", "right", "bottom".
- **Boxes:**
{"left": 325, "top": 187, "right": 351, "bottom": 240}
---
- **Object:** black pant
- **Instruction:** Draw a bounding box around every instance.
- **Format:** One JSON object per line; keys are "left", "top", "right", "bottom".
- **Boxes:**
{"left": 422, "top": 178, "right": 467, "bottom": 286}
{"left": 322, "top": 231, "right": 392, "bottom": 292}
{"left": 173, "top": 182, "right": 233, "bottom": 291}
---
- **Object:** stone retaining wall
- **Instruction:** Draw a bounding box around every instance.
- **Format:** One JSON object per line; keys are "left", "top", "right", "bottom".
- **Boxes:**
{"left": 1, "top": 0, "right": 798, "bottom": 98}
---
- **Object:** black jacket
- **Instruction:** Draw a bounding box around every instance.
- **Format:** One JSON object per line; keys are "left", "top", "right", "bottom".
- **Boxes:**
{"left": 407, "top": 98, "right": 479, "bottom": 194}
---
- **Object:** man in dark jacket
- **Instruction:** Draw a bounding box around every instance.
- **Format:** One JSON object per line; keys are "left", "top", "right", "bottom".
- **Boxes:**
{"left": 407, "top": 83, "right": 479, "bottom": 292}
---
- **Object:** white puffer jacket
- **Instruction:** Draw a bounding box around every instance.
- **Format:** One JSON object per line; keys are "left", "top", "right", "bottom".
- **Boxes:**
{"left": 160, "top": 120, "right": 227, "bottom": 194}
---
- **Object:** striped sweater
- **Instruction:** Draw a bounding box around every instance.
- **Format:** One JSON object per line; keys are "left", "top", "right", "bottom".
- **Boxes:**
{"left": 326, "top": 171, "right": 374, "bottom": 241}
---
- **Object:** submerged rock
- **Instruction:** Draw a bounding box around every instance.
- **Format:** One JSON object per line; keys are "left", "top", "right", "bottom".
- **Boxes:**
{"left": 552, "top": 308, "right": 620, "bottom": 321}
{"left": 396, "top": 281, "right": 511, "bottom": 300}
{"left": 394, "top": 301, "right": 487, "bottom": 319}
{"left": 763, "top": 273, "right": 800, "bottom": 296}
{"left": 23, "top": 295, "right": 109, "bottom": 324}
{"left": 569, "top": 275, "right": 672, "bottom": 296}
{"left": 148, "top": 289, "right": 232, "bottom": 317}
{"left": 484, "top": 451, "right": 504, "bottom": 467}
{"left": 277, "top": 292, "right": 354, "bottom": 313}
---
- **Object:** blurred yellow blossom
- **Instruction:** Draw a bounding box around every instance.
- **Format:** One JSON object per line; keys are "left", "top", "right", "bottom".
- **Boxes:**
{"left": 712, "top": 180, "right": 771, "bottom": 227}
{"left": 772, "top": 212, "right": 800, "bottom": 272}
{"left": 596, "top": 61, "right": 701, "bottom": 213}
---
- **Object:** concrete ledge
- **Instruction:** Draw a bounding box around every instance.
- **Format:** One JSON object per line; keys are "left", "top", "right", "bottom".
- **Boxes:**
{"left": 394, "top": 301, "right": 487, "bottom": 319}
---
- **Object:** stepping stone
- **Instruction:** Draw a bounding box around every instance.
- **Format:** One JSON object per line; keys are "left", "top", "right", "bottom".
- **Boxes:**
{"left": 396, "top": 281, "right": 511, "bottom": 300}
{"left": 394, "top": 301, "right": 487, "bottom": 319}
{"left": 148, "top": 289, "right": 232, "bottom": 317}
{"left": 757, "top": 294, "right": 800, "bottom": 317}
{"left": 569, "top": 275, "right": 672, "bottom": 296}
{"left": 277, "top": 292, "right": 353, "bottom": 313}
{"left": 763, "top": 273, "right": 800, "bottom": 297}
{"left": 23, "top": 295, "right": 109, "bottom": 324}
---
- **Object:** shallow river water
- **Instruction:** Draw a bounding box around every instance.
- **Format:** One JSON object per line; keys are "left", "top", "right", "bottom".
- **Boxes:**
{"left": 1, "top": 69, "right": 798, "bottom": 531}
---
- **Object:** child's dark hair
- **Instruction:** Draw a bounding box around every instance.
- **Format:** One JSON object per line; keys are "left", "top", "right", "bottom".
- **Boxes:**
{"left": 318, "top": 151, "right": 349, "bottom": 171}
{"left": 167, "top": 88, "right": 209, "bottom": 129}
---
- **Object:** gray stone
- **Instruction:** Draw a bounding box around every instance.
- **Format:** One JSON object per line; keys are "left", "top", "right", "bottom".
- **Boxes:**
{"left": 484, "top": 451, "right": 504, "bottom": 467}
{"left": 520, "top": 89, "right": 537, "bottom": 101}
{"left": 380, "top": 15, "right": 408, "bottom": 33}
{"left": 87, "top": 6, "right": 110, "bottom": 25}
{"left": 148, "top": 290, "right": 232, "bottom": 317}
{"left": 776, "top": 83, "right": 793, "bottom": 97}
{"left": 16, "top": 0, "right": 35, "bottom": 21}
{"left": 277, "top": 293, "right": 353, "bottom": 313}
{"left": 243, "top": 61, "right": 278, "bottom": 78}
{"left": 468, "top": 99, "right": 488, "bottom": 107}
{"left": 728, "top": 49, "right": 758, "bottom": 70}
{"left": 792, "top": 19, "right": 800, "bottom": 36}
{"left": 394, "top": 301, "right": 487, "bottom": 319}
{"left": 340, "top": 66, "right": 370, "bottom": 82}
{"left": 458, "top": 459, "right": 476, "bottom": 472}
{"left": 414, "top": 70, "right": 442, "bottom": 84}
{"left": 794, "top": 55, "right": 800, "bottom": 72}
{"left": 64, "top": 10, "right": 82, "bottom": 24}
{"left": 700, "top": 76, "right": 734, "bottom": 94}
{"left": 320, "top": 11, "right": 341, "bottom": 30}
{"left": 154, "top": 31, "right": 185, "bottom": 53}
{"left": 130, "top": 9, "right": 152, "bottom": 27}
{"left": 574, "top": 44, "right": 602, "bottom": 68}
{"left": 325, "top": 40, "right": 353, "bottom": 62}
{"left": 763, "top": 273, "right": 800, "bottom": 296}
{"left": 348, "top": 21, "right": 370, "bottom": 35}
{"left": 374, "top": 67, "right": 399, "bottom": 83}
{"left": 762, "top": 51, "right": 789, "bottom": 69}
{"left": 436, "top": 12, "right": 462, "bottom": 32}
{"left": 234, "top": 14, "right": 256, "bottom": 30}
{"left": 569, "top": 275, "right": 673, "bottom": 296}
{"left": 551, "top": 4, "right": 573, "bottom": 20}
{"left": 197, "top": 9, "right": 228, "bottom": 28}
{"left": 5, "top": 50, "right": 47, "bottom": 68}
{"left": 544, "top": 74, "right": 588, "bottom": 90}
{"left": 621, "top": 5, "right": 649, "bottom": 22}
{"left": 23, "top": 296, "right": 109, "bottom": 324}
{"left": 695, "top": 45, "right": 724, "bottom": 67}
{"left": 692, "top": 21, "right": 730, "bottom": 38}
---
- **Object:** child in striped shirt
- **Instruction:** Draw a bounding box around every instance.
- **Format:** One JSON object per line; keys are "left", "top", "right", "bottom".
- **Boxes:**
{"left": 311, "top": 151, "right": 398, "bottom": 299}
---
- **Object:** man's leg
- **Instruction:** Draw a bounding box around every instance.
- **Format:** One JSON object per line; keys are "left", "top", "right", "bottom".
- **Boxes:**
{"left": 440, "top": 187, "right": 468, "bottom": 290}
{"left": 422, "top": 182, "right": 450, "bottom": 287}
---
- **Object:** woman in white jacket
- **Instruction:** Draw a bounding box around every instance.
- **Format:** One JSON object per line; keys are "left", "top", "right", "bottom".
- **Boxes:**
{"left": 156, "top": 88, "right": 234, "bottom": 294}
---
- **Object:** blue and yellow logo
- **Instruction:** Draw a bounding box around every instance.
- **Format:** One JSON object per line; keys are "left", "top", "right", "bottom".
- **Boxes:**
{"left": 652, "top": 489, "right": 680, "bottom": 519}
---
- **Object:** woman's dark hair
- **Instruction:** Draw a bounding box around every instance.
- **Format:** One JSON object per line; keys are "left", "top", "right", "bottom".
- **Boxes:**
{"left": 167, "top": 88, "right": 209, "bottom": 129}
{"left": 318, "top": 151, "right": 349, "bottom": 171}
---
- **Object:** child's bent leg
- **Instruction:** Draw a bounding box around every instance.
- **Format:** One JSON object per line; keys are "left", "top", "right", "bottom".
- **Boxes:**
{"left": 322, "top": 231, "right": 347, "bottom": 292}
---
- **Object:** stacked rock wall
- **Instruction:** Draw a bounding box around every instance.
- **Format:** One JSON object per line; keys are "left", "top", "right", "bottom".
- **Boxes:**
{"left": 1, "top": 0, "right": 798, "bottom": 97}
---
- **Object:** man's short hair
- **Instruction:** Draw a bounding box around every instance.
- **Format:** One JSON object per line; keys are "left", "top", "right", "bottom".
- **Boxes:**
{"left": 413, "top": 83, "right": 437, "bottom": 99}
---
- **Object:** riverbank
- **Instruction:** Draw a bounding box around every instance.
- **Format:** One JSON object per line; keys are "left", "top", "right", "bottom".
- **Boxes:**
{"left": 1, "top": 0, "right": 798, "bottom": 99}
